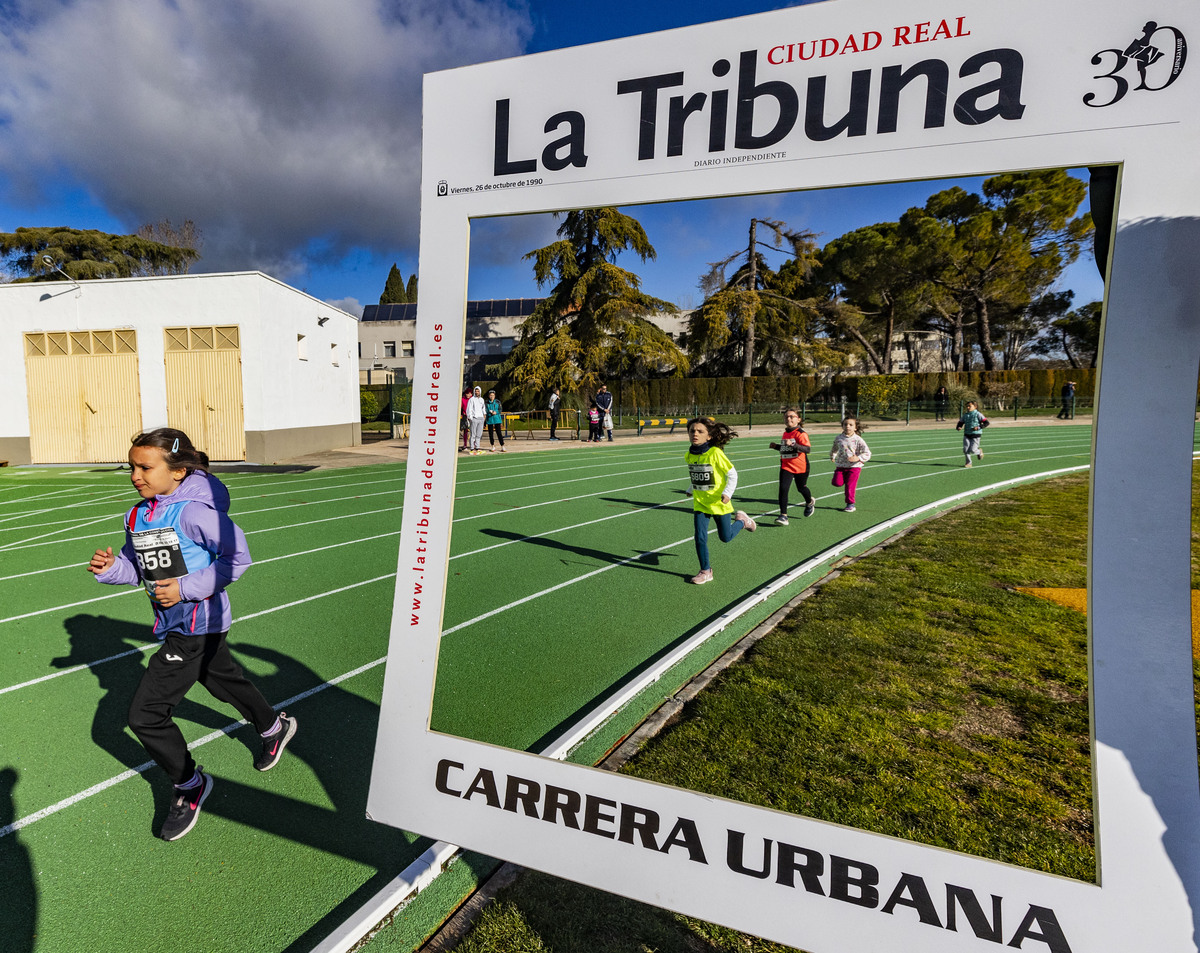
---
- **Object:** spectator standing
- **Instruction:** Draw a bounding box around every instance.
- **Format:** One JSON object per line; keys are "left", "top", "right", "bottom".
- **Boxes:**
{"left": 460, "top": 387, "right": 472, "bottom": 452}
{"left": 933, "top": 385, "right": 949, "bottom": 421}
{"left": 548, "top": 386, "right": 561, "bottom": 441}
{"left": 595, "top": 384, "right": 615, "bottom": 441}
{"left": 485, "top": 390, "right": 506, "bottom": 452}
{"left": 1057, "top": 381, "right": 1076, "bottom": 419}
{"left": 587, "top": 400, "right": 602, "bottom": 442}
{"left": 466, "top": 386, "right": 487, "bottom": 454}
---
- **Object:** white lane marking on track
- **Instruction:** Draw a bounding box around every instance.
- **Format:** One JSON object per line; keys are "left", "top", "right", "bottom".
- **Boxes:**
{"left": 0, "top": 656, "right": 388, "bottom": 839}
{"left": 0, "top": 643, "right": 156, "bottom": 696}
{"left": 0, "top": 458, "right": 1098, "bottom": 837}
{"left": 0, "top": 445, "right": 1093, "bottom": 621}
{"left": 0, "top": 512, "right": 125, "bottom": 553}
{"left": 0, "top": 587, "right": 138, "bottom": 624}
{"left": 0, "top": 486, "right": 109, "bottom": 508}
{"left": 539, "top": 463, "right": 1094, "bottom": 760}
{"left": 0, "top": 490, "right": 130, "bottom": 524}
{"left": 0, "top": 433, "right": 1092, "bottom": 551}
{"left": 439, "top": 450, "right": 1093, "bottom": 633}
{"left": 236, "top": 575, "right": 395, "bottom": 621}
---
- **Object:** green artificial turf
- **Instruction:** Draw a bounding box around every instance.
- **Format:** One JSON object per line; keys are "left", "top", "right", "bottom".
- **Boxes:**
{"left": 448, "top": 475, "right": 1098, "bottom": 953}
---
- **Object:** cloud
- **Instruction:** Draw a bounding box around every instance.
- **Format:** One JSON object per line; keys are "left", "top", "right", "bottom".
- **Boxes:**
{"left": 326, "top": 296, "right": 364, "bottom": 318}
{"left": 0, "top": 0, "right": 532, "bottom": 282}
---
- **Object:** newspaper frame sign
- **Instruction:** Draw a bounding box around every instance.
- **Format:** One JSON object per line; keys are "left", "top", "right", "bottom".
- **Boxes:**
{"left": 369, "top": 1, "right": 1200, "bottom": 949}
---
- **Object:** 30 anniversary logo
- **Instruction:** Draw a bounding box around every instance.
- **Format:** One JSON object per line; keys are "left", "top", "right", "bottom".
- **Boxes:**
{"left": 1085, "top": 20, "right": 1187, "bottom": 107}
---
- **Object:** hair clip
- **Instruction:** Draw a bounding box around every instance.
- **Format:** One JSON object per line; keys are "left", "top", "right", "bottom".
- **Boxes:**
{"left": 171, "top": 438, "right": 180, "bottom": 453}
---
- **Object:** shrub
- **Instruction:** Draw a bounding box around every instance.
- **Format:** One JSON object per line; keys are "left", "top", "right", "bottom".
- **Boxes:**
{"left": 360, "top": 388, "right": 381, "bottom": 422}
{"left": 856, "top": 374, "right": 910, "bottom": 418}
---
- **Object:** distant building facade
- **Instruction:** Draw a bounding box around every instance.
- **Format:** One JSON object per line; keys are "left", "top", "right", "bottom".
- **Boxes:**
{"left": 358, "top": 299, "right": 542, "bottom": 383}
{"left": 846, "top": 329, "right": 954, "bottom": 375}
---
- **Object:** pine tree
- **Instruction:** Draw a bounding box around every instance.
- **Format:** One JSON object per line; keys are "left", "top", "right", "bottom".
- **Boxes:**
{"left": 497, "top": 208, "right": 686, "bottom": 397}
{"left": 0, "top": 226, "right": 200, "bottom": 281}
{"left": 379, "top": 263, "right": 408, "bottom": 305}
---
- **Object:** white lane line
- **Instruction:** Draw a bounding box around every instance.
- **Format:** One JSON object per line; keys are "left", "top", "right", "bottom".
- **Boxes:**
{"left": 0, "top": 655, "right": 388, "bottom": 839}
{"left": 0, "top": 447, "right": 1090, "bottom": 627}
{"left": 0, "top": 512, "right": 126, "bottom": 552}
{"left": 0, "top": 460, "right": 1093, "bottom": 841}
{"left": 541, "top": 463, "right": 1093, "bottom": 759}
{"left": 236, "top": 575, "right": 395, "bottom": 622}
{"left": 0, "top": 643, "right": 157, "bottom": 696}
{"left": 0, "top": 587, "right": 139, "bottom": 624}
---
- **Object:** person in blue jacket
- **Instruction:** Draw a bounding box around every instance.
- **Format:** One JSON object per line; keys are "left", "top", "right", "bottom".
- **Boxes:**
{"left": 485, "top": 389, "right": 507, "bottom": 452}
{"left": 88, "top": 428, "right": 296, "bottom": 841}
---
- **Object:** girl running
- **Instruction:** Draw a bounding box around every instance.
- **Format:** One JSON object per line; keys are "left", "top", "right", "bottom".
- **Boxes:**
{"left": 769, "top": 408, "right": 814, "bottom": 524}
{"left": 829, "top": 416, "right": 871, "bottom": 512}
{"left": 685, "top": 416, "right": 756, "bottom": 585}
{"left": 88, "top": 428, "right": 296, "bottom": 841}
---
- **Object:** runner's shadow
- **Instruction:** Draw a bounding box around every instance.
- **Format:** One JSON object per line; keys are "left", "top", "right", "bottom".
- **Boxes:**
{"left": 0, "top": 768, "right": 37, "bottom": 953}
{"left": 478, "top": 529, "right": 680, "bottom": 577}
{"left": 53, "top": 615, "right": 235, "bottom": 783}
{"left": 206, "top": 642, "right": 412, "bottom": 863}
{"left": 54, "top": 627, "right": 419, "bottom": 877}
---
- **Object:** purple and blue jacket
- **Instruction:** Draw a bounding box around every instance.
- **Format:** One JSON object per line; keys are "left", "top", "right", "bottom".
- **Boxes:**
{"left": 96, "top": 470, "right": 251, "bottom": 636}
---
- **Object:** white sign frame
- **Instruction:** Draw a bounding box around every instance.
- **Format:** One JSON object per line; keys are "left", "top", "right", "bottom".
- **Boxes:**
{"left": 369, "top": 2, "right": 1200, "bottom": 950}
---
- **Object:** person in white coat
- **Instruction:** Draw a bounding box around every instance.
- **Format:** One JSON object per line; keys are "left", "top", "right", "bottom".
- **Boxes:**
{"left": 466, "top": 386, "right": 487, "bottom": 454}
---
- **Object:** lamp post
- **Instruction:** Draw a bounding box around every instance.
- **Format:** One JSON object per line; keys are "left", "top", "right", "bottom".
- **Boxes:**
{"left": 41, "top": 255, "right": 81, "bottom": 297}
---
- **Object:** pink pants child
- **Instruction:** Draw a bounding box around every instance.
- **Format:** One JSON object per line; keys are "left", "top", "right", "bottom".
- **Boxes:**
{"left": 832, "top": 467, "right": 861, "bottom": 505}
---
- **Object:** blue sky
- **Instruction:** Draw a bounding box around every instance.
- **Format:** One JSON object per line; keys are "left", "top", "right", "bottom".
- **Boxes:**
{"left": 467, "top": 175, "right": 1104, "bottom": 311}
{"left": 0, "top": 0, "right": 1103, "bottom": 314}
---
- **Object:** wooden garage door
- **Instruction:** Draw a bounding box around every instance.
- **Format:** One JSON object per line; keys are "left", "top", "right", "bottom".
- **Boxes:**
{"left": 163, "top": 326, "right": 245, "bottom": 461}
{"left": 24, "top": 330, "right": 142, "bottom": 463}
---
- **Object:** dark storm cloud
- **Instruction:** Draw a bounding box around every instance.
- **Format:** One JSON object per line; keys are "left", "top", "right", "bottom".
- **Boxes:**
{"left": 0, "top": 0, "right": 532, "bottom": 282}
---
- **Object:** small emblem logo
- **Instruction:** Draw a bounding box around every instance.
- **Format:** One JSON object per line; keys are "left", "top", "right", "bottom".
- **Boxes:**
{"left": 1085, "top": 21, "right": 1187, "bottom": 107}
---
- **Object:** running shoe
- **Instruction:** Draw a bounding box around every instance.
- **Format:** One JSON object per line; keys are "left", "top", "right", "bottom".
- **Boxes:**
{"left": 776, "top": 514, "right": 789, "bottom": 526}
{"left": 735, "top": 510, "right": 757, "bottom": 532}
{"left": 690, "top": 569, "right": 713, "bottom": 585}
{"left": 161, "top": 770, "right": 213, "bottom": 841}
{"left": 844, "top": 504, "right": 856, "bottom": 512}
{"left": 804, "top": 500, "right": 815, "bottom": 518}
{"left": 255, "top": 713, "right": 298, "bottom": 772}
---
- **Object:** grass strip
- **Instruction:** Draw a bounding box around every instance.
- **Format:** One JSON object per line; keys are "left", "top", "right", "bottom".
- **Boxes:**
{"left": 441, "top": 475, "right": 1103, "bottom": 953}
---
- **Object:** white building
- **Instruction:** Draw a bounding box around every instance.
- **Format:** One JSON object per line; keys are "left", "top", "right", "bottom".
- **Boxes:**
{"left": 846, "top": 328, "right": 954, "bottom": 375}
{"left": 358, "top": 299, "right": 540, "bottom": 382}
{"left": 1, "top": 272, "right": 360, "bottom": 465}
{"left": 357, "top": 300, "right": 690, "bottom": 383}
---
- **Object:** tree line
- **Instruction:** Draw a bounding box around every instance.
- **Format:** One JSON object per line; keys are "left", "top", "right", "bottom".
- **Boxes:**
{"left": 0, "top": 222, "right": 202, "bottom": 280}
{"left": 490, "top": 169, "right": 1101, "bottom": 404}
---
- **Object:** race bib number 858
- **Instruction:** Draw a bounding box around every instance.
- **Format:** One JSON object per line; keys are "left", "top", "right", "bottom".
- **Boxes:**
{"left": 130, "top": 527, "right": 186, "bottom": 580}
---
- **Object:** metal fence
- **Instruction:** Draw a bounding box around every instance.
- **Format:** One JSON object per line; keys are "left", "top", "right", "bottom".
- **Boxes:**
{"left": 632, "top": 396, "right": 1092, "bottom": 432}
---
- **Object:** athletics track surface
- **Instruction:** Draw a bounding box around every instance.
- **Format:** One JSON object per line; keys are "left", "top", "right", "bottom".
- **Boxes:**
{"left": 0, "top": 422, "right": 1094, "bottom": 952}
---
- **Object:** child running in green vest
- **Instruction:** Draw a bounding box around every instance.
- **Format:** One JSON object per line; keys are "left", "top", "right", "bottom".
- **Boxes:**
{"left": 684, "top": 416, "right": 756, "bottom": 585}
